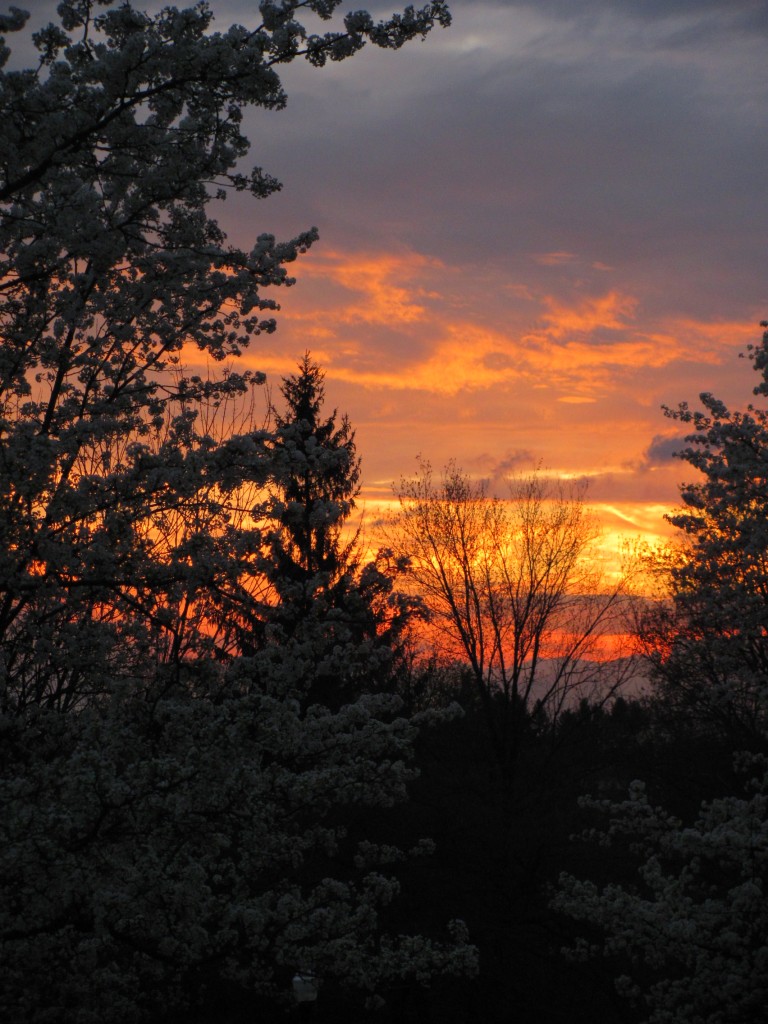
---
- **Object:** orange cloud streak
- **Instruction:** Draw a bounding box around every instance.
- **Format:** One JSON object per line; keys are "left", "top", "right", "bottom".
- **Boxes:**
{"left": 176, "top": 245, "right": 759, "bottom": 549}
{"left": 232, "top": 248, "right": 756, "bottom": 402}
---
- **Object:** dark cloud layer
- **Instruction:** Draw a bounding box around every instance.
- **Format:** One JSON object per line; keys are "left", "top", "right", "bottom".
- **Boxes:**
{"left": 216, "top": 0, "right": 767, "bottom": 333}
{"left": 643, "top": 434, "right": 685, "bottom": 467}
{"left": 509, "top": 0, "right": 768, "bottom": 33}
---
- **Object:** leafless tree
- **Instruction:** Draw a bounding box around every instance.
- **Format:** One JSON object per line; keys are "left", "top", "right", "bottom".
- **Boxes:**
{"left": 391, "top": 461, "right": 637, "bottom": 779}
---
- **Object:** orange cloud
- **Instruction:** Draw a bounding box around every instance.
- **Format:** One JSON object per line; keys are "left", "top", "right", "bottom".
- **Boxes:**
{"left": 286, "top": 248, "right": 444, "bottom": 327}
{"left": 178, "top": 248, "right": 759, "bottom": 494}
{"left": 167, "top": 242, "right": 764, "bottom": 577}
{"left": 230, "top": 243, "right": 756, "bottom": 408}
{"left": 533, "top": 250, "right": 578, "bottom": 266}
{"left": 538, "top": 290, "right": 637, "bottom": 338}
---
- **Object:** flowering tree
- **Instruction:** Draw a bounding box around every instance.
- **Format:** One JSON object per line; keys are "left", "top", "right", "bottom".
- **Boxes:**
{"left": 0, "top": 0, "right": 450, "bottom": 710}
{"left": 635, "top": 351, "right": 768, "bottom": 742}
{"left": 0, "top": 682, "right": 475, "bottom": 1022}
{"left": 555, "top": 325, "right": 768, "bottom": 1023}
{"left": 554, "top": 763, "right": 768, "bottom": 1024}
{"left": 0, "top": 4, "right": 477, "bottom": 1019}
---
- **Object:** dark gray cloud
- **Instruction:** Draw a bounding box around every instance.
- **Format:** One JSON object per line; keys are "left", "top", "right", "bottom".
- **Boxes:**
{"left": 507, "top": 0, "right": 768, "bottom": 36}
{"left": 466, "top": 448, "right": 537, "bottom": 493}
{"left": 17, "top": 1, "right": 768, "bottom": 339}
{"left": 643, "top": 434, "right": 685, "bottom": 466}
{"left": 212, "top": 0, "right": 768, "bottom": 331}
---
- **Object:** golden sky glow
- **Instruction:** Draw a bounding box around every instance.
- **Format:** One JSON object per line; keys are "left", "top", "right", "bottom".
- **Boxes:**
{"left": 224, "top": 242, "right": 759, "bottom": 559}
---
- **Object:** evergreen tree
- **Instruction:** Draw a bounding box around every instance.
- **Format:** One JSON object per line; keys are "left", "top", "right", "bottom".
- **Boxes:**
{"left": 268, "top": 353, "right": 361, "bottom": 600}
{"left": 241, "top": 355, "right": 415, "bottom": 706}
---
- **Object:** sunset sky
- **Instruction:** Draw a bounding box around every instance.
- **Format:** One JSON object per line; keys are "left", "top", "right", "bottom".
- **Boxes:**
{"left": 32, "top": 0, "right": 768, "bottom": 549}
{"left": 220, "top": 0, "right": 768, "bottom": 549}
